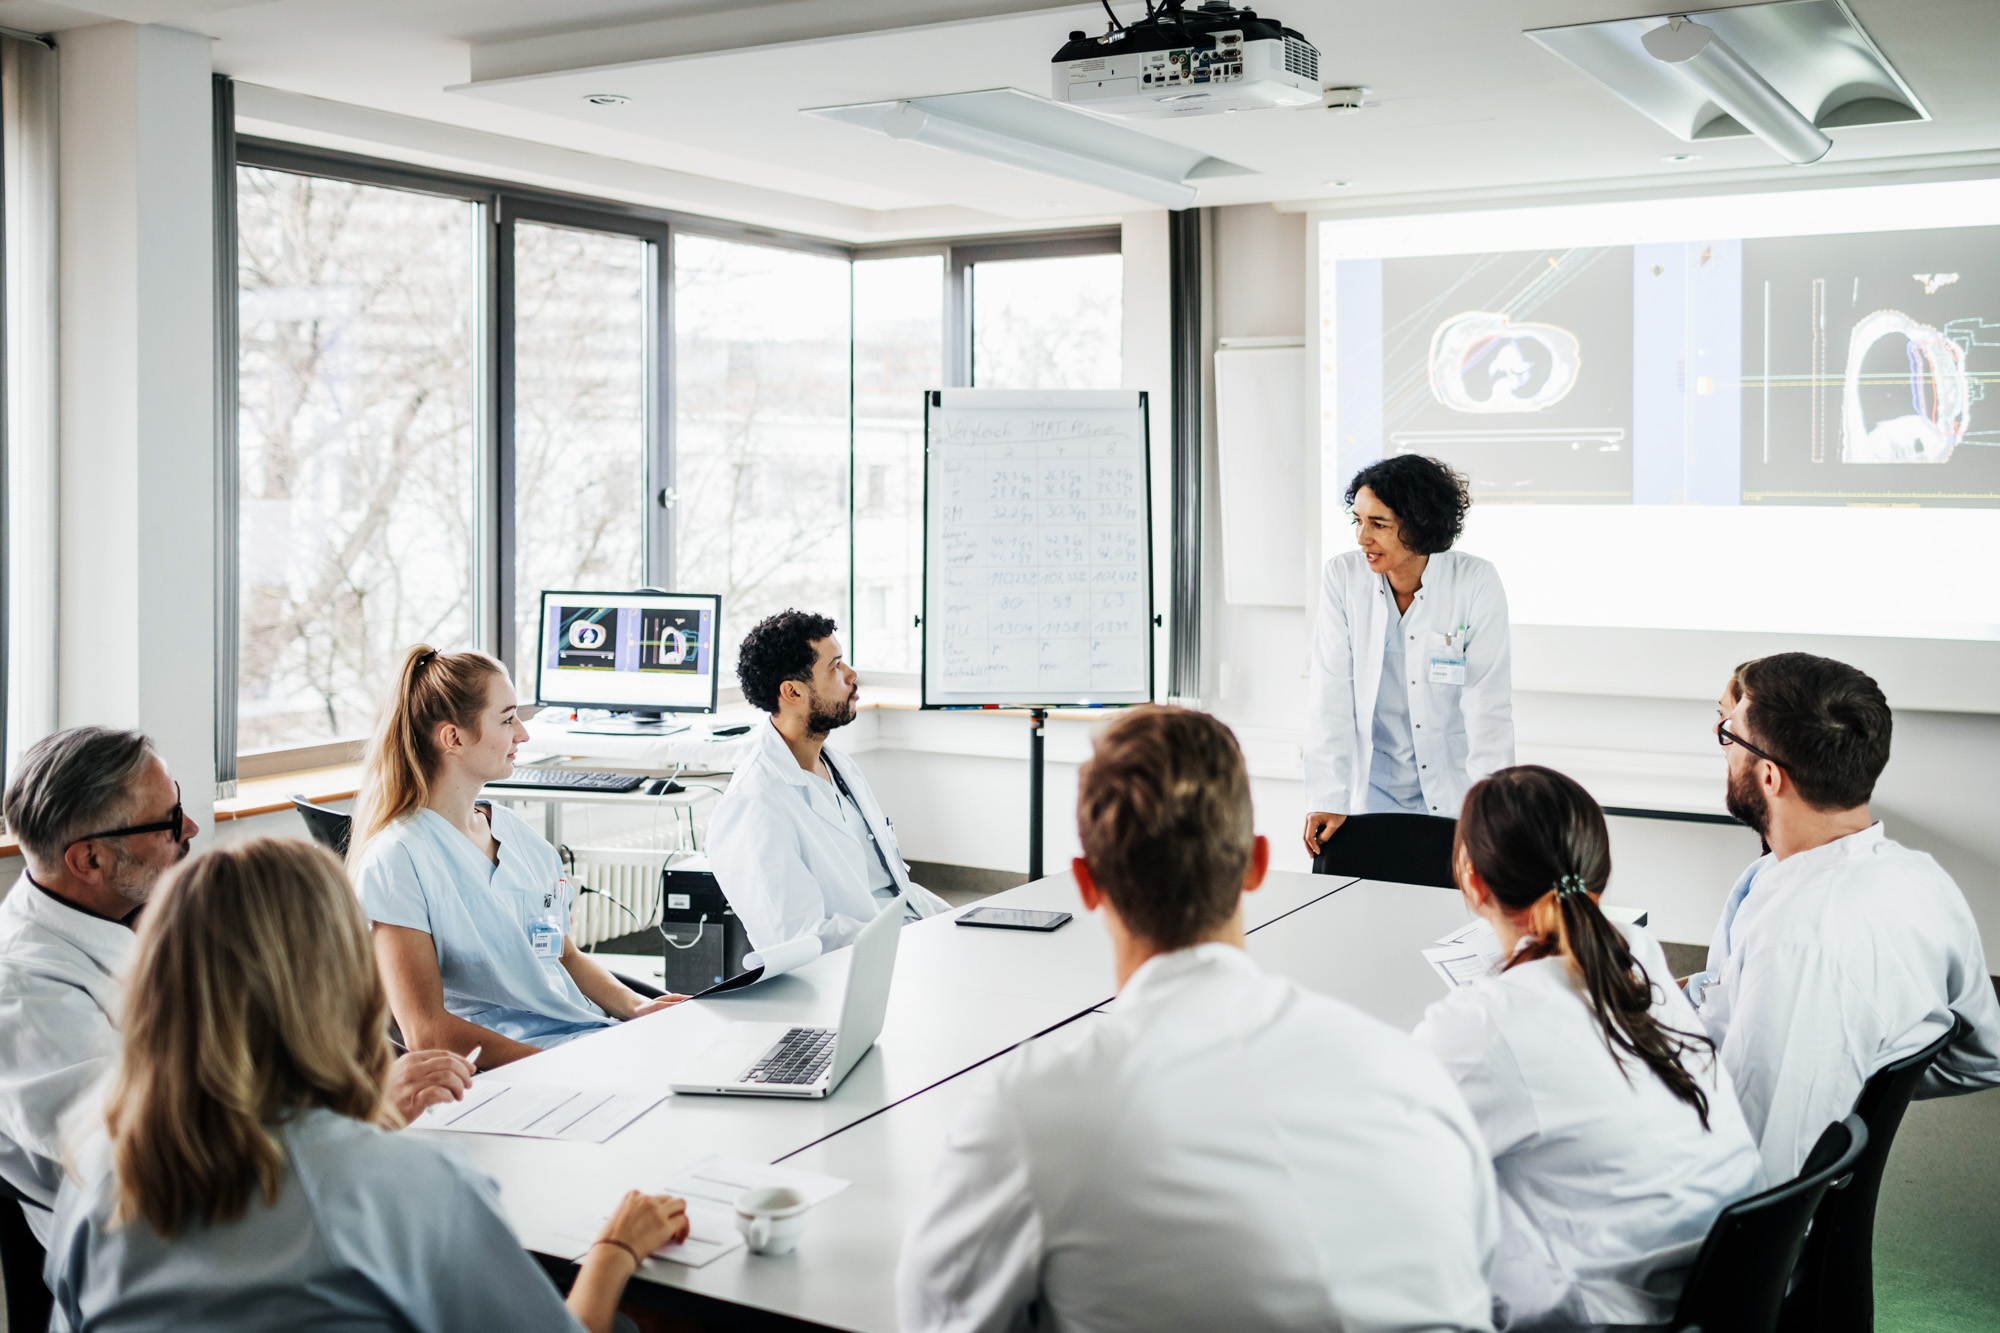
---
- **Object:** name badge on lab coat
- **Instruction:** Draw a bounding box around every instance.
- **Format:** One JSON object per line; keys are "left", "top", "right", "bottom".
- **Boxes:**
{"left": 529, "top": 915, "right": 563, "bottom": 958}
{"left": 1429, "top": 653, "right": 1467, "bottom": 685}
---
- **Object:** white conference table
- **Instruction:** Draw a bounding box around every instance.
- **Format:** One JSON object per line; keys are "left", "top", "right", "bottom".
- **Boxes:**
{"left": 425, "top": 871, "right": 1469, "bottom": 1330}
{"left": 767, "top": 877, "right": 1474, "bottom": 1332}
{"left": 422, "top": 871, "right": 1357, "bottom": 1297}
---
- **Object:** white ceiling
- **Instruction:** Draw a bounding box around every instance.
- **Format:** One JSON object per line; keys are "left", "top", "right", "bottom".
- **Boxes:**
{"left": 3, "top": 0, "right": 1998, "bottom": 242}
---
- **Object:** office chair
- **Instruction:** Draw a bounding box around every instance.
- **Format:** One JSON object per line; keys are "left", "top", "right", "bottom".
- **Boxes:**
{"left": 1310, "top": 812, "right": 1457, "bottom": 888}
{"left": 1670, "top": 1114, "right": 1868, "bottom": 1333}
{"left": 1781, "top": 1019, "right": 1964, "bottom": 1333}
{"left": 291, "top": 796, "right": 353, "bottom": 858}
{"left": 0, "top": 1176, "right": 53, "bottom": 1331}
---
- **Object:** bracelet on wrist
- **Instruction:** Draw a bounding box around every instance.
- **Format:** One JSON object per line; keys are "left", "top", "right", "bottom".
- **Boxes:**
{"left": 590, "top": 1237, "right": 642, "bottom": 1267}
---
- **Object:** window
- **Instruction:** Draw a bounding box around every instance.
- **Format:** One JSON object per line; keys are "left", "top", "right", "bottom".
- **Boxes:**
{"left": 674, "top": 234, "right": 851, "bottom": 671}
{"left": 511, "top": 222, "right": 650, "bottom": 705}
{"left": 852, "top": 254, "right": 943, "bottom": 673}
{"left": 971, "top": 253, "right": 1123, "bottom": 389}
{"left": 236, "top": 167, "right": 479, "bottom": 750}
{"left": 226, "top": 140, "right": 1122, "bottom": 763}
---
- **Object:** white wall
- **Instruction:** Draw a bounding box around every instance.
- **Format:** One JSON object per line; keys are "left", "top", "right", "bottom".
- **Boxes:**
{"left": 56, "top": 21, "right": 217, "bottom": 832}
{"left": 859, "top": 202, "right": 2000, "bottom": 959}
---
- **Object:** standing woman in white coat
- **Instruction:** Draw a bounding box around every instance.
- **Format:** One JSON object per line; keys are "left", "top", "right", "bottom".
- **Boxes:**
{"left": 1304, "top": 454, "right": 1514, "bottom": 855}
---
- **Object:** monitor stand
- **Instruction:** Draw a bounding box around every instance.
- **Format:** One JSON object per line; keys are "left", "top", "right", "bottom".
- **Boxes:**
{"left": 566, "top": 711, "right": 691, "bottom": 738}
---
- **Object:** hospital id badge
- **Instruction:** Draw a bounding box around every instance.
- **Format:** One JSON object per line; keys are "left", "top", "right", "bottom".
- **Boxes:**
{"left": 1429, "top": 653, "right": 1467, "bottom": 685}
{"left": 529, "top": 914, "right": 563, "bottom": 959}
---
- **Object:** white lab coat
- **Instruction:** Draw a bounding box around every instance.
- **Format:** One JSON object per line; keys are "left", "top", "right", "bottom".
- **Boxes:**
{"left": 0, "top": 873, "right": 133, "bottom": 1244}
{"left": 707, "top": 719, "right": 949, "bottom": 955}
{"left": 1688, "top": 823, "right": 2000, "bottom": 1181}
{"left": 1306, "top": 548, "right": 1515, "bottom": 818}
{"left": 896, "top": 944, "right": 1499, "bottom": 1333}
{"left": 1415, "top": 923, "right": 1763, "bottom": 1329}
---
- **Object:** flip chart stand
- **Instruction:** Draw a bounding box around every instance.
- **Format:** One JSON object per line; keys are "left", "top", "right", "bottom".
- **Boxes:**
{"left": 1028, "top": 709, "right": 1047, "bottom": 882}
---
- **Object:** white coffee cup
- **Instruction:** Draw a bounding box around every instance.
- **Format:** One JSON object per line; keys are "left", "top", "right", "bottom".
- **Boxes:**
{"left": 734, "top": 1186, "right": 811, "bottom": 1255}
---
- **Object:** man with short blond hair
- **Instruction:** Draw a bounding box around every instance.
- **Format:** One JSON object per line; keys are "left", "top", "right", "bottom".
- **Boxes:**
{"left": 898, "top": 705, "right": 1498, "bottom": 1333}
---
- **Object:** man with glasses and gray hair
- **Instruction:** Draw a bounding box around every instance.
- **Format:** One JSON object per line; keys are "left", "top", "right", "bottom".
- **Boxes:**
{"left": 0, "top": 727, "right": 480, "bottom": 1245}
{"left": 1687, "top": 653, "right": 2000, "bottom": 1181}
{"left": 0, "top": 727, "right": 194, "bottom": 1240}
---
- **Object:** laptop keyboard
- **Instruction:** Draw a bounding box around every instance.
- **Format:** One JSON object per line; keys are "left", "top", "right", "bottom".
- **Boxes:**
{"left": 743, "top": 1027, "right": 836, "bottom": 1085}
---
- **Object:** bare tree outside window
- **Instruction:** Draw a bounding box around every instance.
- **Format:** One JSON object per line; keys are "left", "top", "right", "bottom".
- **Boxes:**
{"left": 236, "top": 168, "right": 477, "bottom": 751}
{"left": 513, "top": 222, "right": 648, "bottom": 704}
{"left": 675, "top": 235, "right": 851, "bottom": 669}
{"left": 971, "top": 253, "right": 1123, "bottom": 390}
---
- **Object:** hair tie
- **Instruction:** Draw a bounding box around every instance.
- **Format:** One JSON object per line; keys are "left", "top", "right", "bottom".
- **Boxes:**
{"left": 1554, "top": 873, "right": 1589, "bottom": 899}
{"left": 415, "top": 649, "right": 438, "bottom": 669}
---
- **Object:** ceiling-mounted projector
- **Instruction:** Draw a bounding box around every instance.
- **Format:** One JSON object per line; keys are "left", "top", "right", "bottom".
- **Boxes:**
{"left": 1052, "top": 0, "right": 1320, "bottom": 118}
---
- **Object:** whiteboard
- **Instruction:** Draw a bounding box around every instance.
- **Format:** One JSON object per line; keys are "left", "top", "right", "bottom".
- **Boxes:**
{"left": 922, "top": 390, "right": 1154, "bottom": 708}
{"left": 1215, "top": 344, "right": 1309, "bottom": 607}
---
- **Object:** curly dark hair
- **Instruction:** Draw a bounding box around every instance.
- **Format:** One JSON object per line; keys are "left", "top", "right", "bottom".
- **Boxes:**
{"left": 1343, "top": 454, "right": 1471, "bottom": 555}
{"left": 736, "top": 609, "right": 839, "bottom": 714}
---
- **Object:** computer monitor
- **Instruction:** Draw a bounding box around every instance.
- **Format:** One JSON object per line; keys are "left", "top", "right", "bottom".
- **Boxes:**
{"left": 534, "top": 589, "right": 721, "bottom": 725}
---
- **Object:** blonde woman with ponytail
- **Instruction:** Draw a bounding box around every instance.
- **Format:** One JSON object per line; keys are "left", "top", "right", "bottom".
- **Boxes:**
{"left": 46, "top": 838, "right": 689, "bottom": 1333}
{"left": 1413, "top": 765, "right": 1762, "bottom": 1331}
{"left": 352, "top": 646, "right": 679, "bottom": 1069}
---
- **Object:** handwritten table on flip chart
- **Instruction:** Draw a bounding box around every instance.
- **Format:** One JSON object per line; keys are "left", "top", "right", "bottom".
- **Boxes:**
{"left": 922, "top": 390, "right": 1155, "bottom": 708}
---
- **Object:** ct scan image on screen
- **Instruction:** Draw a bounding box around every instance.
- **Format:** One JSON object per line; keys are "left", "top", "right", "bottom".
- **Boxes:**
{"left": 1321, "top": 181, "right": 2000, "bottom": 643}
{"left": 537, "top": 591, "right": 720, "bottom": 712}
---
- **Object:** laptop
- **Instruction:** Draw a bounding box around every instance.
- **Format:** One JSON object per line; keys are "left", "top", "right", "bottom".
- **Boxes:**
{"left": 669, "top": 898, "right": 901, "bottom": 1099}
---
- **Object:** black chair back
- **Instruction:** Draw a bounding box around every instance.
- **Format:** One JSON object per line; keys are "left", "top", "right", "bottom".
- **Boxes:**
{"left": 1310, "top": 813, "right": 1457, "bottom": 888}
{"left": 1672, "top": 1114, "right": 1868, "bottom": 1333}
{"left": 0, "top": 1175, "right": 54, "bottom": 1332}
{"left": 291, "top": 797, "right": 353, "bottom": 858}
{"left": 1782, "top": 1019, "right": 1962, "bottom": 1333}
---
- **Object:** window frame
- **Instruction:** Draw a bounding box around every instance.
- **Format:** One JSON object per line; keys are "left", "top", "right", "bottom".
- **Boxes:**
{"left": 224, "top": 133, "right": 1121, "bottom": 769}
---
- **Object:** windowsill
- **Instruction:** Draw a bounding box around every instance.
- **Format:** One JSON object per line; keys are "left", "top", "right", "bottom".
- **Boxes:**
{"left": 217, "top": 762, "right": 366, "bottom": 822}
{"left": 207, "top": 695, "right": 1123, "bottom": 836}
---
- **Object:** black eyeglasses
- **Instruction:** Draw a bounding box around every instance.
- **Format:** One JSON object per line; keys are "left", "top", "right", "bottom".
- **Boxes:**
{"left": 66, "top": 782, "right": 186, "bottom": 852}
{"left": 1717, "top": 718, "right": 1788, "bottom": 772}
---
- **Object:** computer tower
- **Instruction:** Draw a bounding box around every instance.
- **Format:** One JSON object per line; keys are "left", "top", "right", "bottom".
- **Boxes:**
{"left": 659, "top": 863, "right": 751, "bottom": 993}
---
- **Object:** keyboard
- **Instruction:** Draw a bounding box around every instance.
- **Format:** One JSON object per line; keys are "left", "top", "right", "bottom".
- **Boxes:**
{"left": 742, "top": 1027, "right": 836, "bottom": 1085}
{"left": 486, "top": 769, "right": 645, "bottom": 794}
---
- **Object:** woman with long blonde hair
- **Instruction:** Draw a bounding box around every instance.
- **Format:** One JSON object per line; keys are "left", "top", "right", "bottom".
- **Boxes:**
{"left": 46, "top": 837, "right": 687, "bottom": 1332}
{"left": 352, "top": 645, "right": 677, "bottom": 1068}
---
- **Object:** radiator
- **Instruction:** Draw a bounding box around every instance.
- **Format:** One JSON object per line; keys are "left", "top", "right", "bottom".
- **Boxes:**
{"left": 564, "top": 847, "right": 673, "bottom": 950}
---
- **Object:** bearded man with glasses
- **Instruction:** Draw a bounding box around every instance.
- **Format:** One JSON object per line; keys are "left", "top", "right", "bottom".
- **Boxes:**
{"left": 1684, "top": 653, "right": 2000, "bottom": 1181}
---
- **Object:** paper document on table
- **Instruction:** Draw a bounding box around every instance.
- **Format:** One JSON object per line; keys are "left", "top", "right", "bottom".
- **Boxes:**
{"left": 1423, "top": 918, "right": 1504, "bottom": 990}
{"left": 691, "top": 935, "right": 823, "bottom": 997}
{"left": 412, "top": 1082, "right": 664, "bottom": 1143}
{"left": 557, "top": 1156, "right": 850, "bottom": 1269}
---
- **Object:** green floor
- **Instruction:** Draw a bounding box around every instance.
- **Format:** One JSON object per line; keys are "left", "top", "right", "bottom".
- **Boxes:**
{"left": 1872, "top": 1087, "right": 2000, "bottom": 1331}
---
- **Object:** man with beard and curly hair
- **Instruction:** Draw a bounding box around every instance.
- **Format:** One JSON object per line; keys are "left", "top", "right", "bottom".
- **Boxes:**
{"left": 1686, "top": 652, "right": 2000, "bottom": 1180}
{"left": 708, "top": 610, "right": 947, "bottom": 959}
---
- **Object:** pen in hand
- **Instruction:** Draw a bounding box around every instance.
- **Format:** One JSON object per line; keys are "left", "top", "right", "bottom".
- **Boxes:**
{"left": 465, "top": 1045, "right": 483, "bottom": 1073}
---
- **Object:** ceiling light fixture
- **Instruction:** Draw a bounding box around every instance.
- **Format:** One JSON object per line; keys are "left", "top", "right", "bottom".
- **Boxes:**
{"left": 879, "top": 101, "right": 1195, "bottom": 209}
{"left": 807, "top": 90, "right": 1255, "bottom": 212}
{"left": 582, "top": 93, "right": 630, "bottom": 106}
{"left": 1641, "top": 16, "right": 1829, "bottom": 163}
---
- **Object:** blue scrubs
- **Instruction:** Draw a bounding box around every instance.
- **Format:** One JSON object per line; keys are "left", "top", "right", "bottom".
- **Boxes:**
{"left": 354, "top": 802, "right": 611, "bottom": 1047}
{"left": 49, "top": 1109, "right": 585, "bottom": 1333}
{"left": 1367, "top": 587, "right": 1427, "bottom": 815}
